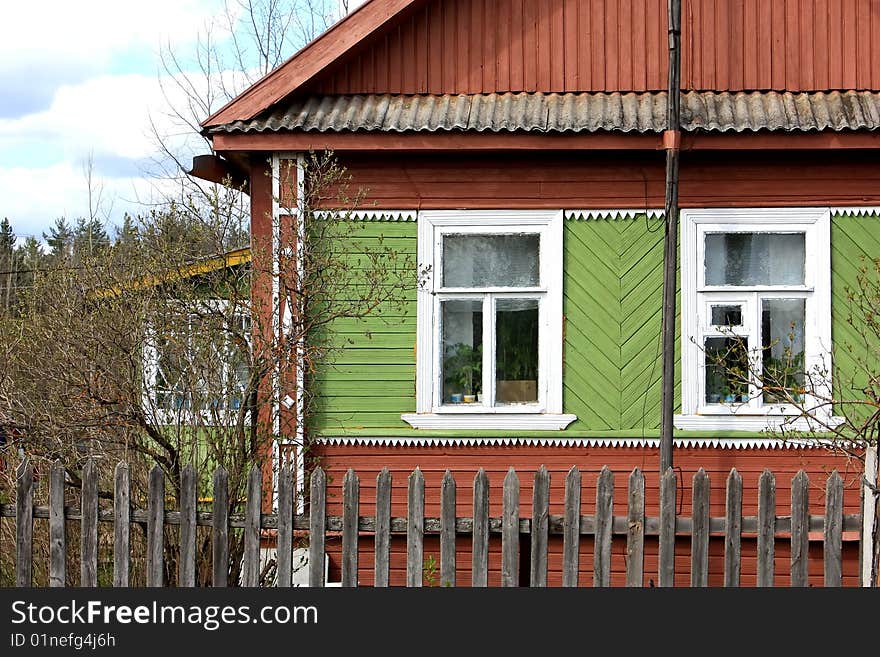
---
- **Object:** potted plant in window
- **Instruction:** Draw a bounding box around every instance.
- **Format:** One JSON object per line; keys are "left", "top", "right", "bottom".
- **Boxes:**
{"left": 443, "top": 343, "right": 482, "bottom": 403}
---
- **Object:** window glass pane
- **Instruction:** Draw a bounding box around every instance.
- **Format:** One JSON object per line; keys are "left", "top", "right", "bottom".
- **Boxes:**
{"left": 441, "top": 299, "right": 483, "bottom": 404}
{"left": 761, "top": 299, "right": 806, "bottom": 403}
{"left": 443, "top": 234, "right": 540, "bottom": 288}
{"left": 704, "top": 336, "right": 749, "bottom": 404}
{"left": 495, "top": 298, "right": 539, "bottom": 405}
{"left": 710, "top": 305, "right": 742, "bottom": 326}
{"left": 705, "top": 233, "right": 805, "bottom": 286}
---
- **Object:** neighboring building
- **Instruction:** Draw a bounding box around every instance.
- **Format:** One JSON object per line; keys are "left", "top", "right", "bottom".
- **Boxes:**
{"left": 199, "top": 0, "right": 880, "bottom": 585}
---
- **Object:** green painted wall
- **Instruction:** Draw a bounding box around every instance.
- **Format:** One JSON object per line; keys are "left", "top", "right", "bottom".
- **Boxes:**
{"left": 310, "top": 213, "right": 878, "bottom": 435}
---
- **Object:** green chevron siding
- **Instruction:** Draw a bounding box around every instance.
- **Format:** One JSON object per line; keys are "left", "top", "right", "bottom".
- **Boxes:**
{"left": 831, "top": 213, "right": 880, "bottom": 425}
{"left": 563, "top": 215, "right": 680, "bottom": 432}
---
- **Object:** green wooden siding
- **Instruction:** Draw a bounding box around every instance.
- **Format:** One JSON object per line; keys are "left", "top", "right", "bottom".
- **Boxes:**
{"left": 311, "top": 212, "right": 878, "bottom": 435}
{"left": 310, "top": 221, "right": 418, "bottom": 431}
{"left": 562, "top": 215, "right": 679, "bottom": 432}
{"left": 831, "top": 212, "right": 880, "bottom": 424}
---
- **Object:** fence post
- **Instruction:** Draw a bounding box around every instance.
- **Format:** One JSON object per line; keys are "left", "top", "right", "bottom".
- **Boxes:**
{"left": 113, "top": 461, "right": 130, "bottom": 588}
{"left": 594, "top": 466, "right": 614, "bottom": 587}
{"left": 406, "top": 468, "right": 425, "bottom": 587}
{"left": 49, "top": 460, "right": 66, "bottom": 587}
{"left": 374, "top": 468, "right": 392, "bottom": 587}
{"left": 530, "top": 466, "right": 549, "bottom": 587}
{"left": 757, "top": 469, "right": 776, "bottom": 587}
{"left": 342, "top": 469, "right": 359, "bottom": 587}
{"left": 146, "top": 465, "right": 165, "bottom": 587}
{"left": 824, "top": 470, "right": 843, "bottom": 587}
{"left": 472, "top": 469, "right": 489, "bottom": 588}
{"left": 502, "top": 468, "right": 520, "bottom": 587}
{"left": 691, "top": 468, "right": 710, "bottom": 587}
{"left": 309, "top": 467, "right": 326, "bottom": 587}
{"left": 562, "top": 466, "right": 581, "bottom": 587}
{"left": 658, "top": 467, "right": 677, "bottom": 587}
{"left": 440, "top": 470, "right": 456, "bottom": 587}
{"left": 276, "top": 465, "right": 294, "bottom": 588}
{"left": 626, "top": 468, "right": 645, "bottom": 587}
{"left": 790, "top": 470, "right": 809, "bottom": 587}
{"left": 15, "top": 459, "right": 33, "bottom": 588}
{"left": 212, "top": 467, "right": 229, "bottom": 588}
{"left": 724, "top": 468, "right": 742, "bottom": 588}
{"left": 80, "top": 458, "right": 98, "bottom": 587}
{"left": 179, "top": 464, "right": 197, "bottom": 588}
{"left": 242, "top": 465, "right": 262, "bottom": 587}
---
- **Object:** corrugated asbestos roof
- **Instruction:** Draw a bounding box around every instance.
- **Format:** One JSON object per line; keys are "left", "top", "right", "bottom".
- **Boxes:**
{"left": 209, "top": 90, "right": 880, "bottom": 134}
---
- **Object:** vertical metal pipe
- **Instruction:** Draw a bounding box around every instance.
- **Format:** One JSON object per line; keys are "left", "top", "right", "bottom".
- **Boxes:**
{"left": 660, "top": 0, "right": 683, "bottom": 474}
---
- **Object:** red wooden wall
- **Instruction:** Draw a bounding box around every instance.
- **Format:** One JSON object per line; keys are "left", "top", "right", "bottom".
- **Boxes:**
{"left": 309, "top": 0, "right": 880, "bottom": 95}
{"left": 314, "top": 443, "right": 864, "bottom": 586}
{"left": 320, "top": 150, "right": 880, "bottom": 210}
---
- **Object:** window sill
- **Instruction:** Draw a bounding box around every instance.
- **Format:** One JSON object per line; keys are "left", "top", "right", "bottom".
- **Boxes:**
{"left": 673, "top": 414, "right": 845, "bottom": 432}
{"left": 401, "top": 413, "right": 578, "bottom": 431}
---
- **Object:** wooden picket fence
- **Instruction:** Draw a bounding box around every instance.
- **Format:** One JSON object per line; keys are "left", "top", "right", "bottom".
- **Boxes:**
{"left": 0, "top": 460, "right": 863, "bottom": 587}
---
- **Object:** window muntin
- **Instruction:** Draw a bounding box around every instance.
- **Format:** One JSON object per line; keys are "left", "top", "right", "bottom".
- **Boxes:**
{"left": 679, "top": 208, "right": 832, "bottom": 430}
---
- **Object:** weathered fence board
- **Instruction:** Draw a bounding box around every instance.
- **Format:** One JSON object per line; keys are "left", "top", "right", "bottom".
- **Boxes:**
{"left": 724, "top": 468, "right": 742, "bottom": 588}
{"left": 658, "top": 467, "right": 676, "bottom": 587}
{"left": 406, "top": 468, "right": 424, "bottom": 588}
{"left": 342, "top": 469, "right": 359, "bottom": 588}
{"left": 146, "top": 466, "right": 164, "bottom": 587}
{"left": 472, "top": 469, "right": 489, "bottom": 587}
{"left": 691, "top": 469, "right": 710, "bottom": 588}
{"left": 113, "top": 462, "right": 130, "bottom": 588}
{"left": 440, "top": 470, "right": 456, "bottom": 587}
{"left": 242, "top": 466, "right": 262, "bottom": 588}
{"left": 502, "top": 468, "right": 520, "bottom": 587}
{"left": 276, "top": 466, "right": 294, "bottom": 588}
{"left": 530, "top": 466, "right": 549, "bottom": 587}
{"left": 626, "top": 468, "right": 645, "bottom": 588}
{"left": 562, "top": 466, "right": 581, "bottom": 587}
{"left": 790, "top": 470, "right": 810, "bottom": 588}
{"left": 309, "top": 467, "right": 326, "bottom": 588}
{"left": 825, "top": 470, "right": 844, "bottom": 587}
{"left": 374, "top": 468, "right": 391, "bottom": 587}
{"left": 757, "top": 469, "right": 776, "bottom": 587}
{"left": 16, "top": 460, "right": 33, "bottom": 588}
{"left": 49, "top": 461, "right": 66, "bottom": 588}
{"left": 212, "top": 467, "right": 229, "bottom": 588}
{"left": 594, "top": 466, "right": 614, "bottom": 587}
{"left": 80, "top": 459, "right": 98, "bottom": 587}
{"left": 179, "top": 464, "right": 197, "bottom": 588}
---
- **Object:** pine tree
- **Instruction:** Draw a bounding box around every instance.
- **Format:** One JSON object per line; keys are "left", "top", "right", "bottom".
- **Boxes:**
{"left": 74, "top": 217, "right": 110, "bottom": 257}
{"left": 0, "top": 217, "right": 14, "bottom": 256}
{"left": 44, "top": 217, "right": 74, "bottom": 260}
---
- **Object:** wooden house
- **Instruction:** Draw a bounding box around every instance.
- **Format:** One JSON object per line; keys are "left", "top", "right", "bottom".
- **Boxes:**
{"left": 198, "top": 0, "right": 880, "bottom": 585}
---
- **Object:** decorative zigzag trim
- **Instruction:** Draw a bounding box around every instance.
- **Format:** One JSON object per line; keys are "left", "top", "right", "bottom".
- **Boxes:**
{"left": 564, "top": 209, "right": 665, "bottom": 221}
{"left": 315, "top": 435, "right": 822, "bottom": 449}
{"left": 311, "top": 209, "right": 417, "bottom": 221}
{"left": 830, "top": 207, "right": 880, "bottom": 217}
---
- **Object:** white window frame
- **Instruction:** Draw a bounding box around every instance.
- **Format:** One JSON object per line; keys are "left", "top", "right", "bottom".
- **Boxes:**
{"left": 402, "top": 210, "right": 576, "bottom": 430}
{"left": 677, "top": 207, "right": 841, "bottom": 432}
{"left": 143, "top": 300, "right": 252, "bottom": 426}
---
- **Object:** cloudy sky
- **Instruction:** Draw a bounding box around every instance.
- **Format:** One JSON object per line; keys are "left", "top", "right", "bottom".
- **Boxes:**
{"left": 0, "top": 0, "right": 363, "bottom": 242}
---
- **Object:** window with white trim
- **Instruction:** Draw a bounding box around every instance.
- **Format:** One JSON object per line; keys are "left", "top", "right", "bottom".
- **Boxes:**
{"left": 143, "top": 302, "right": 252, "bottom": 424}
{"left": 677, "top": 208, "right": 839, "bottom": 431}
{"left": 402, "top": 210, "right": 576, "bottom": 430}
